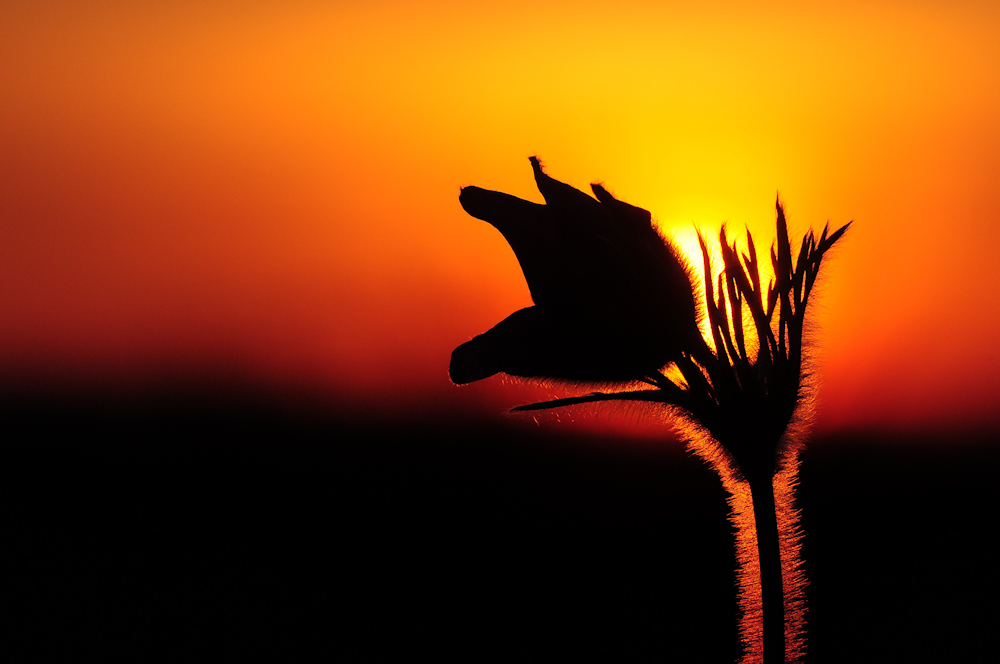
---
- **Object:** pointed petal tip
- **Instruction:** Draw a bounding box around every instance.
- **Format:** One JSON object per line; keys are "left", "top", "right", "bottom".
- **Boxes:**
{"left": 449, "top": 339, "right": 498, "bottom": 385}
{"left": 529, "top": 155, "right": 547, "bottom": 183}
{"left": 590, "top": 182, "right": 610, "bottom": 201}
{"left": 459, "top": 186, "right": 518, "bottom": 223}
{"left": 457, "top": 186, "right": 484, "bottom": 216}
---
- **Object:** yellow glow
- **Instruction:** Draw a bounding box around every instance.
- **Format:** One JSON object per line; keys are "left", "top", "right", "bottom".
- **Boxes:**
{"left": 663, "top": 220, "right": 780, "bottom": 360}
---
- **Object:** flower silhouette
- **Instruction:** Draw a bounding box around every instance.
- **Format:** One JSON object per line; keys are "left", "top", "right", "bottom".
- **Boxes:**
{"left": 451, "top": 157, "right": 849, "bottom": 664}
{"left": 450, "top": 156, "right": 703, "bottom": 384}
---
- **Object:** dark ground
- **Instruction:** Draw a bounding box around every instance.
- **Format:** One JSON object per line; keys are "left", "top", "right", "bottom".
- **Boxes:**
{"left": 4, "top": 390, "right": 998, "bottom": 662}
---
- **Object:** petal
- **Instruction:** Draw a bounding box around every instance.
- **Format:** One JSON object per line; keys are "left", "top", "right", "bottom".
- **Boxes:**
{"left": 450, "top": 306, "right": 688, "bottom": 384}
{"left": 530, "top": 156, "right": 603, "bottom": 224}
{"left": 457, "top": 159, "right": 704, "bottom": 385}
{"left": 459, "top": 177, "right": 635, "bottom": 312}
{"left": 589, "top": 183, "right": 700, "bottom": 339}
{"left": 458, "top": 186, "right": 568, "bottom": 308}
{"left": 591, "top": 183, "right": 652, "bottom": 232}
{"left": 449, "top": 306, "right": 550, "bottom": 384}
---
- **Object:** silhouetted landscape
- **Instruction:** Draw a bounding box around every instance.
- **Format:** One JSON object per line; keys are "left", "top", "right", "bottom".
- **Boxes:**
{"left": 6, "top": 3, "right": 1000, "bottom": 662}
{"left": 5, "top": 386, "right": 997, "bottom": 661}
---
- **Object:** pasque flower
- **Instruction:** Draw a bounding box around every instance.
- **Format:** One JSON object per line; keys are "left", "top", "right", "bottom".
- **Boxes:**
{"left": 451, "top": 156, "right": 703, "bottom": 385}
{"left": 451, "top": 157, "right": 849, "bottom": 664}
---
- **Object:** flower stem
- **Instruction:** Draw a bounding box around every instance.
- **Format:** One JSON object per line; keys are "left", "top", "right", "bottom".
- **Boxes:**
{"left": 748, "top": 470, "right": 785, "bottom": 664}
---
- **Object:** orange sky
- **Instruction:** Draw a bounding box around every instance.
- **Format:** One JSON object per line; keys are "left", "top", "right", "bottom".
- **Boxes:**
{"left": 2, "top": 1, "right": 999, "bottom": 437}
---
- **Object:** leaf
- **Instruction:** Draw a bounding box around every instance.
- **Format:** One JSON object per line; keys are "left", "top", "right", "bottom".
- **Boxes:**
{"left": 510, "top": 388, "right": 681, "bottom": 412}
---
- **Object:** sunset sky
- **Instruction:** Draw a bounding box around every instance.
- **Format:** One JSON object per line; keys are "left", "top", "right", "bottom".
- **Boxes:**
{"left": 3, "top": 1, "right": 999, "bottom": 438}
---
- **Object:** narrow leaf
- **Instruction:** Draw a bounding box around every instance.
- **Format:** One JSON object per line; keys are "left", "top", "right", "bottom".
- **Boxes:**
{"left": 511, "top": 389, "right": 679, "bottom": 412}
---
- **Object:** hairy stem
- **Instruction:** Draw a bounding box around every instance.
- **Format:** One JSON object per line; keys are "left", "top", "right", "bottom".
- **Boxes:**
{"left": 748, "top": 470, "right": 785, "bottom": 664}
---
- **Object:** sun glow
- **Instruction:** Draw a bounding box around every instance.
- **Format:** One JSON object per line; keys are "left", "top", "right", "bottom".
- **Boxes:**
{"left": 2, "top": 1, "right": 1000, "bottom": 432}
{"left": 663, "top": 219, "right": 780, "bottom": 360}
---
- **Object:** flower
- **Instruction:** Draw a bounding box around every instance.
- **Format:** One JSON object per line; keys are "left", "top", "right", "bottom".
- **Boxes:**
{"left": 450, "top": 157, "right": 703, "bottom": 385}
{"left": 450, "top": 157, "right": 851, "bottom": 664}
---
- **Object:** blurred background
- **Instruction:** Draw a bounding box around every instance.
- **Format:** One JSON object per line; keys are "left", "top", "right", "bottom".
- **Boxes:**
{"left": 3, "top": 1, "right": 998, "bottom": 661}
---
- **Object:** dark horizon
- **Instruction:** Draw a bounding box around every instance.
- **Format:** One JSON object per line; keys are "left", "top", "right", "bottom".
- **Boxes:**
{"left": 6, "top": 386, "right": 998, "bottom": 661}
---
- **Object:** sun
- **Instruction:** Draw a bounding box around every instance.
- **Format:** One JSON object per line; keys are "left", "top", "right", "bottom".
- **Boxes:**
{"left": 658, "top": 215, "right": 780, "bottom": 362}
